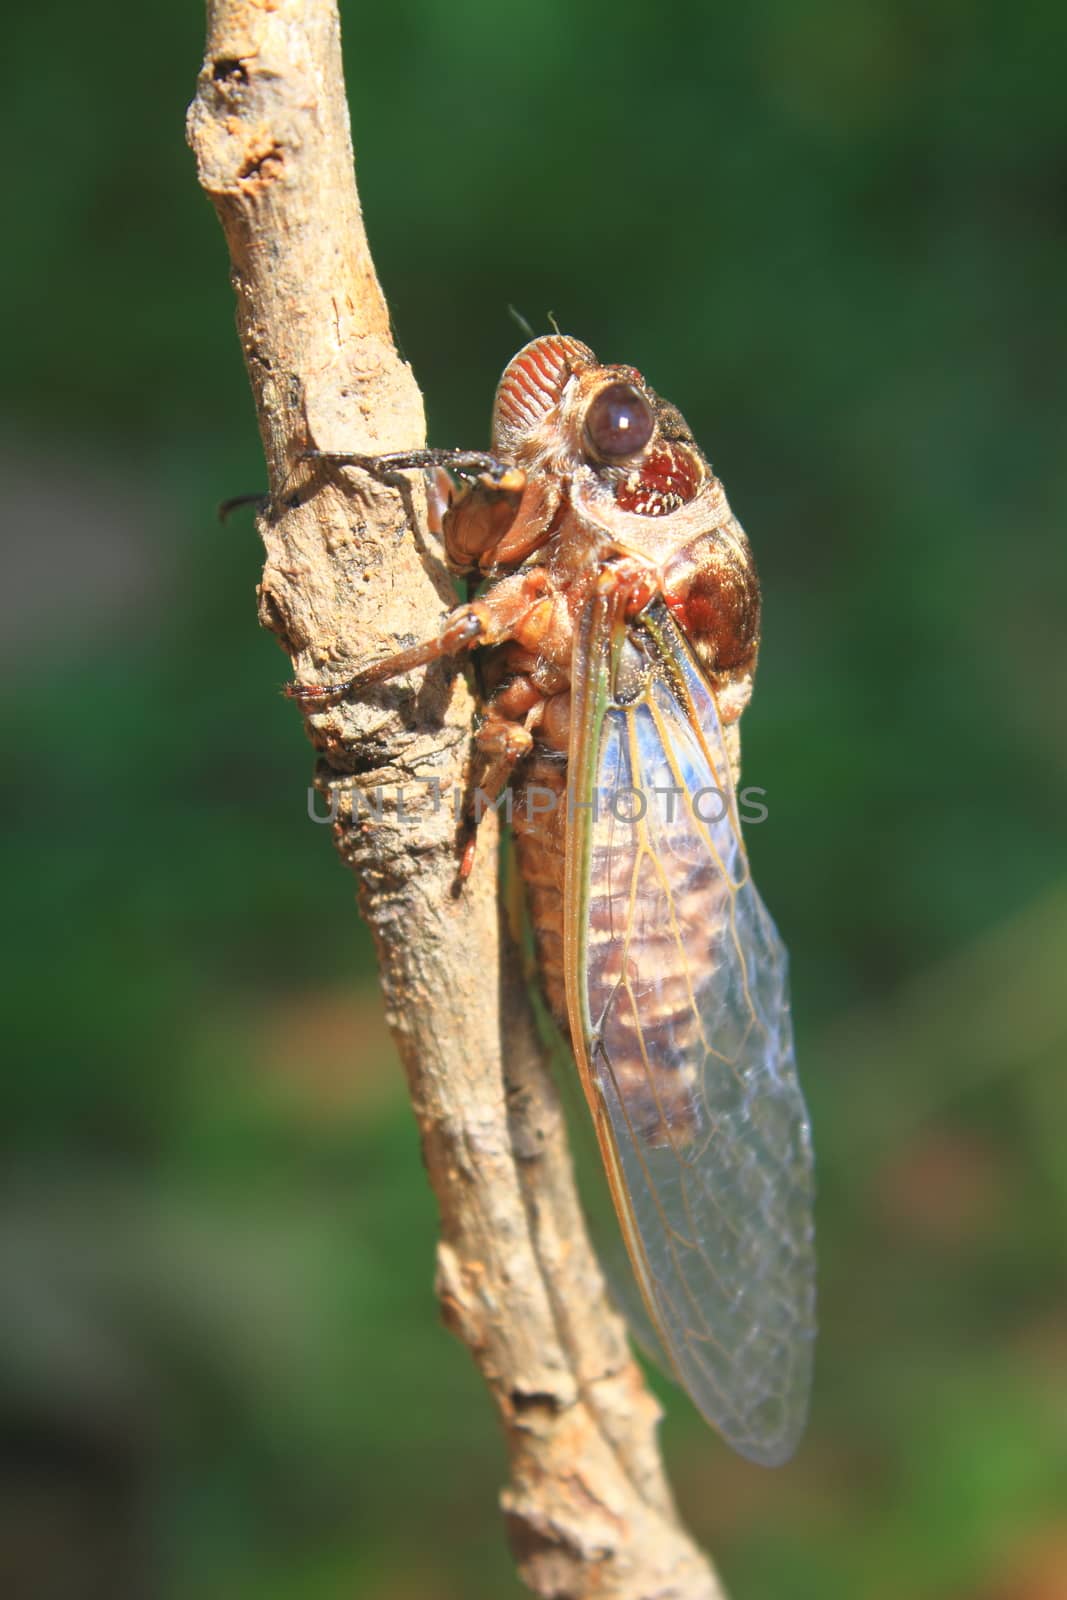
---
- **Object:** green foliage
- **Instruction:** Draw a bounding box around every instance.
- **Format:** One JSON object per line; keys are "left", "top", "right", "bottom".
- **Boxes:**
{"left": 2, "top": 1, "right": 1065, "bottom": 1596}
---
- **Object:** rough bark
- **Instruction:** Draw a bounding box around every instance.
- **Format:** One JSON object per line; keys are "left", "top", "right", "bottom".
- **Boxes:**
{"left": 187, "top": 5, "right": 723, "bottom": 1595}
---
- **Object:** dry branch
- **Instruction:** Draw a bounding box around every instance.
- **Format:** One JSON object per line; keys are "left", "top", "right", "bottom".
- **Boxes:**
{"left": 187, "top": 5, "right": 723, "bottom": 1595}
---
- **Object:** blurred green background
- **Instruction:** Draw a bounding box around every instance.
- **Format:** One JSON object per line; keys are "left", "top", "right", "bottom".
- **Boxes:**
{"left": 3, "top": 1, "right": 1066, "bottom": 1596}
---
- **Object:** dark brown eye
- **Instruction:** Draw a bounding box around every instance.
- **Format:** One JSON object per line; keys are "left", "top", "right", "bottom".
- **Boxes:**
{"left": 584, "top": 382, "right": 654, "bottom": 459}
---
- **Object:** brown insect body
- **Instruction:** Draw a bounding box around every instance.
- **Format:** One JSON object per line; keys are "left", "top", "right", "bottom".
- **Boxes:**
{"left": 444, "top": 336, "right": 760, "bottom": 1054}
{"left": 297, "top": 336, "right": 816, "bottom": 1464}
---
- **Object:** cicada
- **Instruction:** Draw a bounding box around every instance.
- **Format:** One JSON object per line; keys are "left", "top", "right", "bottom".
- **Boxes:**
{"left": 297, "top": 335, "right": 816, "bottom": 1466}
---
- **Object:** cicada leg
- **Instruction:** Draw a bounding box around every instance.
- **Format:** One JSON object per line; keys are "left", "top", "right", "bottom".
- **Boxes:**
{"left": 286, "top": 568, "right": 554, "bottom": 706}
{"left": 303, "top": 447, "right": 533, "bottom": 572}
{"left": 285, "top": 608, "right": 487, "bottom": 705}
{"left": 456, "top": 708, "right": 540, "bottom": 881}
{"left": 288, "top": 564, "right": 562, "bottom": 881}
{"left": 303, "top": 447, "right": 518, "bottom": 482}
{"left": 455, "top": 655, "right": 566, "bottom": 880}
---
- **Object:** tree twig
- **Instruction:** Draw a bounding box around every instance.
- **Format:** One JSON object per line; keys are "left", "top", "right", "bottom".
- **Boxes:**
{"left": 187, "top": 5, "right": 723, "bottom": 1594}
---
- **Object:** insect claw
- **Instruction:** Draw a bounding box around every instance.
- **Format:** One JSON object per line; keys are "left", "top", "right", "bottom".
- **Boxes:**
{"left": 284, "top": 678, "right": 353, "bottom": 704}
{"left": 458, "top": 830, "right": 478, "bottom": 881}
{"left": 217, "top": 491, "right": 267, "bottom": 523}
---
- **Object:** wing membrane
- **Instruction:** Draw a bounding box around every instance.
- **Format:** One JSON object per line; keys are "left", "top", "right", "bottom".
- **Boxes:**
{"left": 564, "top": 594, "right": 815, "bottom": 1466}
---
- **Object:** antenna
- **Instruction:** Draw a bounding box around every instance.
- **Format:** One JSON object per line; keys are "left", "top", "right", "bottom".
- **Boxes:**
{"left": 506, "top": 304, "right": 536, "bottom": 341}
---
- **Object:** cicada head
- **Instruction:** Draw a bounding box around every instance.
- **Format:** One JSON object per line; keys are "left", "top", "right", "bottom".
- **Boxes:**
{"left": 493, "top": 335, "right": 710, "bottom": 527}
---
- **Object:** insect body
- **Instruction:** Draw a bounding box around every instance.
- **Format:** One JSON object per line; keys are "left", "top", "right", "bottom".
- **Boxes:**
{"left": 300, "top": 336, "right": 816, "bottom": 1466}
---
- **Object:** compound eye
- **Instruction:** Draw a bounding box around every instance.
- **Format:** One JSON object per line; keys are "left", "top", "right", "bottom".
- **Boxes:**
{"left": 584, "top": 382, "right": 654, "bottom": 459}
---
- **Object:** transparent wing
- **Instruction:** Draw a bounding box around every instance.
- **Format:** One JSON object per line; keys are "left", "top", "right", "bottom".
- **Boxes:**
{"left": 564, "top": 595, "right": 815, "bottom": 1466}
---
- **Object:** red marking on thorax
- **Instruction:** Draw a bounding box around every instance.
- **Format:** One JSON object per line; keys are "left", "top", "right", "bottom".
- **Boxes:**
{"left": 614, "top": 443, "right": 700, "bottom": 516}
